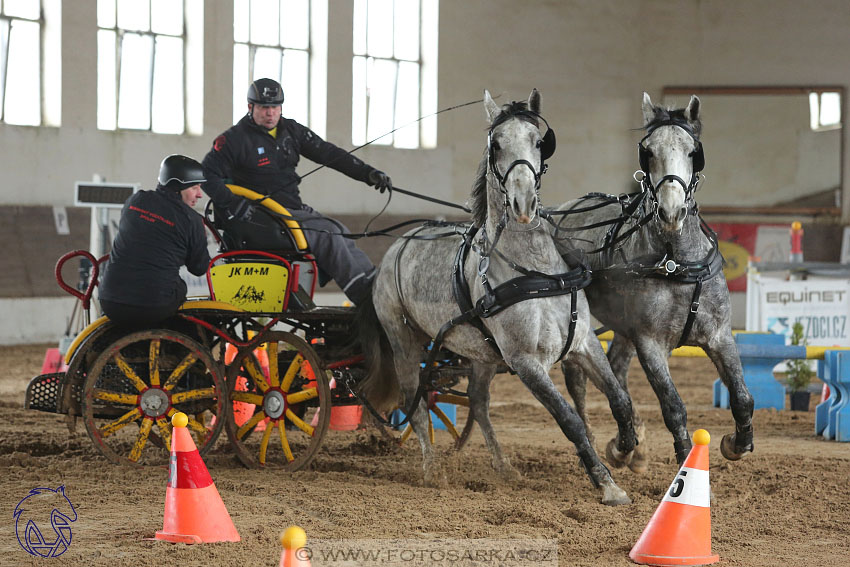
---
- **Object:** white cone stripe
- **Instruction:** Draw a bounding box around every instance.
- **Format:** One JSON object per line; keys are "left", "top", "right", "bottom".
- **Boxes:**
{"left": 660, "top": 466, "right": 710, "bottom": 508}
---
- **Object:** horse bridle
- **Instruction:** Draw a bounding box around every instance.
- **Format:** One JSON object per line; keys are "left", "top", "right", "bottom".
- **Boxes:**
{"left": 637, "top": 119, "right": 705, "bottom": 209}
{"left": 487, "top": 109, "right": 556, "bottom": 193}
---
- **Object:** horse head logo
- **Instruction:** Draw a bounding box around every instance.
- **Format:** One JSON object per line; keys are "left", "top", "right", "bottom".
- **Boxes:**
{"left": 13, "top": 486, "right": 78, "bottom": 558}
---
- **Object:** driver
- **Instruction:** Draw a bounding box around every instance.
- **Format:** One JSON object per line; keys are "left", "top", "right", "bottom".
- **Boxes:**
{"left": 99, "top": 155, "right": 211, "bottom": 325}
{"left": 201, "top": 78, "right": 392, "bottom": 305}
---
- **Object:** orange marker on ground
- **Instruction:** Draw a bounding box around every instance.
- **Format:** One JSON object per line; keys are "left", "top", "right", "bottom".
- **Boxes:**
{"left": 154, "top": 412, "right": 240, "bottom": 544}
{"left": 629, "top": 429, "right": 719, "bottom": 566}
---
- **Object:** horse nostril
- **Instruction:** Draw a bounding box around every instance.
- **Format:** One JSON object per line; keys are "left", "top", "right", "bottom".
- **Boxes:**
{"left": 513, "top": 197, "right": 520, "bottom": 213}
{"left": 678, "top": 205, "right": 688, "bottom": 222}
{"left": 658, "top": 207, "right": 669, "bottom": 223}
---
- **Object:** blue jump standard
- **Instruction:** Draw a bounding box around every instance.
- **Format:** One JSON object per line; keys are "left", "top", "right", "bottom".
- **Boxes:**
{"left": 713, "top": 333, "right": 795, "bottom": 411}
{"left": 816, "top": 350, "right": 850, "bottom": 442}
{"left": 713, "top": 333, "right": 850, "bottom": 442}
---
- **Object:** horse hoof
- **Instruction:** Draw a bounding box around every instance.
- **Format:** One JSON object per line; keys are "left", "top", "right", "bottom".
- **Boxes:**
{"left": 605, "top": 438, "right": 632, "bottom": 468}
{"left": 600, "top": 481, "right": 631, "bottom": 506}
{"left": 627, "top": 446, "right": 648, "bottom": 474}
{"left": 720, "top": 433, "right": 752, "bottom": 461}
{"left": 424, "top": 467, "right": 448, "bottom": 488}
{"left": 494, "top": 460, "right": 522, "bottom": 482}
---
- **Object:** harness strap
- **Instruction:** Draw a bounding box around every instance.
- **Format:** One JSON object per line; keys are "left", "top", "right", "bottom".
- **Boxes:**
{"left": 677, "top": 277, "right": 703, "bottom": 348}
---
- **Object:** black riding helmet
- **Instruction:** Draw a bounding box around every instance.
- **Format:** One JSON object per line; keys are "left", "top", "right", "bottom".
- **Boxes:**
{"left": 158, "top": 154, "right": 206, "bottom": 191}
{"left": 247, "top": 78, "right": 284, "bottom": 105}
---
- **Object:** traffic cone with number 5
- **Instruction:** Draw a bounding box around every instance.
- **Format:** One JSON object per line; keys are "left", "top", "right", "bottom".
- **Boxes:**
{"left": 629, "top": 429, "right": 719, "bottom": 566}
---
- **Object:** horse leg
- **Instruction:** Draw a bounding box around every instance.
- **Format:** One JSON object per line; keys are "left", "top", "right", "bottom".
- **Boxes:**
{"left": 511, "top": 355, "right": 630, "bottom": 506}
{"left": 561, "top": 359, "right": 593, "bottom": 445}
{"left": 705, "top": 337, "right": 755, "bottom": 460}
{"left": 607, "top": 335, "right": 648, "bottom": 473}
{"left": 633, "top": 338, "right": 692, "bottom": 466}
{"left": 569, "top": 336, "right": 638, "bottom": 471}
{"left": 395, "top": 358, "right": 447, "bottom": 487}
{"left": 468, "top": 362, "right": 520, "bottom": 480}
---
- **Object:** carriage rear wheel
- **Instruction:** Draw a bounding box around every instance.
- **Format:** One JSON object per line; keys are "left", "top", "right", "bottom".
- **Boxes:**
{"left": 82, "top": 330, "right": 226, "bottom": 466}
{"left": 224, "top": 331, "right": 331, "bottom": 470}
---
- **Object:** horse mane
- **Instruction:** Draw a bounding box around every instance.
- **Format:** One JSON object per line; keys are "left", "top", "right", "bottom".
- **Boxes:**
{"left": 644, "top": 105, "right": 702, "bottom": 139}
{"left": 470, "top": 100, "right": 541, "bottom": 227}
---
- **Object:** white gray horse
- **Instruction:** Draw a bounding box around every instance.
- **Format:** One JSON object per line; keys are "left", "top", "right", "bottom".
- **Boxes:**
{"left": 358, "top": 90, "right": 637, "bottom": 506}
{"left": 554, "top": 93, "right": 754, "bottom": 471}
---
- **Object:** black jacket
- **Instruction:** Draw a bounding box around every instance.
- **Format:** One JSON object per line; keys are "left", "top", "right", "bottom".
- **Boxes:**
{"left": 202, "top": 114, "right": 376, "bottom": 211}
{"left": 100, "top": 189, "right": 210, "bottom": 308}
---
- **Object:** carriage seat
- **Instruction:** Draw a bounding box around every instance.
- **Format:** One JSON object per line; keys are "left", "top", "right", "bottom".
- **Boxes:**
{"left": 215, "top": 185, "right": 311, "bottom": 256}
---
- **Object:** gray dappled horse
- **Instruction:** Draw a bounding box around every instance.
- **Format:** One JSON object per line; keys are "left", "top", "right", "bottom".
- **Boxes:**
{"left": 553, "top": 93, "right": 754, "bottom": 471}
{"left": 358, "top": 90, "right": 637, "bottom": 505}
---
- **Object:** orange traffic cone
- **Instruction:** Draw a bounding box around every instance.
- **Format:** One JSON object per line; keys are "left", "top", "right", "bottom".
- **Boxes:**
{"left": 279, "top": 525, "right": 311, "bottom": 567}
{"left": 154, "top": 413, "right": 240, "bottom": 544}
{"left": 629, "top": 429, "right": 719, "bottom": 566}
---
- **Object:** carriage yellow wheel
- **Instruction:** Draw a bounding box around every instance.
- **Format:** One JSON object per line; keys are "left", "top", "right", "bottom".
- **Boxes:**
{"left": 81, "top": 330, "right": 226, "bottom": 466}
{"left": 224, "top": 331, "right": 331, "bottom": 470}
{"left": 397, "top": 392, "right": 476, "bottom": 451}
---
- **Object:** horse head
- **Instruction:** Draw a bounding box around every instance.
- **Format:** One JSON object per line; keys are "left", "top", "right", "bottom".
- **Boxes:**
{"left": 639, "top": 92, "right": 703, "bottom": 233}
{"left": 477, "top": 89, "right": 554, "bottom": 227}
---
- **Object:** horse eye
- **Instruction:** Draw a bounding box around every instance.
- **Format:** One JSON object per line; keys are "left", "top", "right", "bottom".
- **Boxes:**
{"left": 492, "top": 140, "right": 501, "bottom": 151}
{"left": 535, "top": 139, "right": 542, "bottom": 148}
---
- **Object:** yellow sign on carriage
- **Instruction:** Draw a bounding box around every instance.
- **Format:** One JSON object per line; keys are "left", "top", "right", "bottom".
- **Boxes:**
{"left": 209, "top": 262, "right": 289, "bottom": 312}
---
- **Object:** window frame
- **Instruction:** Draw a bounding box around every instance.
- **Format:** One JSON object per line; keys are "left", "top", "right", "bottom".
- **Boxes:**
{"left": 351, "top": 0, "right": 438, "bottom": 149}
{"left": 232, "top": 0, "right": 314, "bottom": 129}
{"left": 96, "top": 0, "right": 196, "bottom": 134}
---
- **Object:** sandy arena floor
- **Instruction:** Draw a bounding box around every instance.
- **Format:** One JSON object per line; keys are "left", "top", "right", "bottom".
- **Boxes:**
{"left": 0, "top": 343, "right": 848, "bottom": 566}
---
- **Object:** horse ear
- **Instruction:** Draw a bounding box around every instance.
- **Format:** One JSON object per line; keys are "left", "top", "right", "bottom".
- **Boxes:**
{"left": 641, "top": 92, "right": 655, "bottom": 125}
{"left": 528, "top": 88, "right": 541, "bottom": 114}
{"left": 484, "top": 90, "right": 500, "bottom": 122}
{"left": 685, "top": 95, "right": 701, "bottom": 123}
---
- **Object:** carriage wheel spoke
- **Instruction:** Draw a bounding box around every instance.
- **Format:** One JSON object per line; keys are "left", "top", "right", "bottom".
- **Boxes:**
{"left": 266, "top": 342, "right": 279, "bottom": 387}
{"left": 113, "top": 353, "right": 148, "bottom": 392}
{"left": 399, "top": 424, "right": 413, "bottom": 444}
{"left": 162, "top": 353, "right": 198, "bottom": 391}
{"left": 280, "top": 354, "right": 304, "bottom": 392}
{"left": 244, "top": 357, "right": 271, "bottom": 393}
{"left": 431, "top": 404, "right": 460, "bottom": 439}
{"left": 186, "top": 415, "right": 208, "bottom": 437}
{"left": 258, "top": 419, "right": 275, "bottom": 464}
{"left": 277, "top": 420, "right": 295, "bottom": 462}
{"left": 92, "top": 389, "right": 138, "bottom": 405}
{"left": 170, "top": 387, "right": 216, "bottom": 404}
{"left": 231, "top": 391, "right": 264, "bottom": 406}
{"left": 428, "top": 412, "right": 435, "bottom": 445}
{"left": 285, "top": 408, "right": 314, "bottom": 436}
{"left": 434, "top": 393, "right": 469, "bottom": 407}
{"left": 149, "top": 339, "right": 161, "bottom": 386}
{"left": 99, "top": 408, "right": 142, "bottom": 438}
{"left": 237, "top": 410, "right": 268, "bottom": 440}
{"left": 128, "top": 418, "right": 154, "bottom": 462}
{"left": 285, "top": 386, "right": 317, "bottom": 405}
{"left": 155, "top": 417, "right": 172, "bottom": 452}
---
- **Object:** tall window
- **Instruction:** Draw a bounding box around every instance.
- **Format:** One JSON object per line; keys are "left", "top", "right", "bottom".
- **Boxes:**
{"left": 809, "top": 91, "right": 841, "bottom": 132}
{"left": 1, "top": 0, "right": 60, "bottom": 126}
{"left": 97, "top": 0, "right": 203, "bottom": 134}
{"left": 233, "top": 0, "right": 312, "bottom": 127}
{"left": 352, "top": 0, "right": 438, "bottom": 149}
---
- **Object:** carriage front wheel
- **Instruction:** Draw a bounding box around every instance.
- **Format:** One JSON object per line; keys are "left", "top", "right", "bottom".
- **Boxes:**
{"left": 224, "top": 331, "right": 331, "bottom": 470}
{"left": 82, "top": 330, "right": 226, "bottom": 466}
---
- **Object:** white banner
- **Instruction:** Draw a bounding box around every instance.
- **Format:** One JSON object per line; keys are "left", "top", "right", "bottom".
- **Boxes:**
{"left": 756, "top": 279, "right": 850, "bottom": 346}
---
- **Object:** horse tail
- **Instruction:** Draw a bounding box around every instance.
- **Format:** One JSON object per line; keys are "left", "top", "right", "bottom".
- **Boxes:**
{"left": 355, "top": 279, "right": 400, "bottom": 414}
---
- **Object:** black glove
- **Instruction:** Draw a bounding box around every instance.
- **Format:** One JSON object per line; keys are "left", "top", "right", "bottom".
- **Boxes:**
{"left": 368, "top": 169, "right": 393, "bottom": 193}
{"left": 226, "top": 198, "right": 256, "bottom": 222}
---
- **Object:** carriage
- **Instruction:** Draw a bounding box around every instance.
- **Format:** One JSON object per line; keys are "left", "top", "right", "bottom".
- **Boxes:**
{"left": 24, "top": 91, "right": 751, "bottom": 507}
{"left": 24, "top": 184, "right": 474, "bottom": 470}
